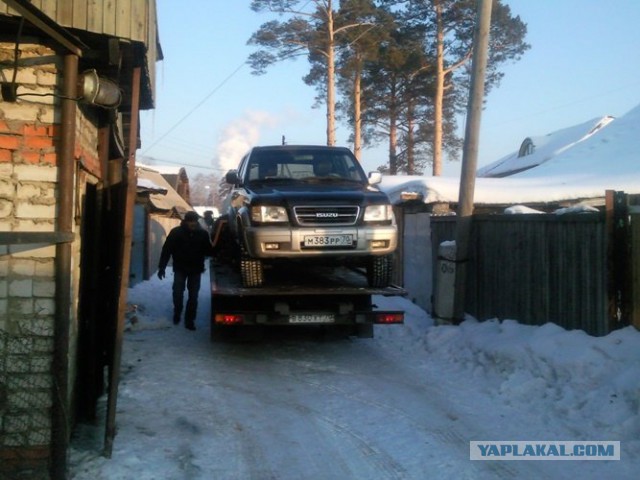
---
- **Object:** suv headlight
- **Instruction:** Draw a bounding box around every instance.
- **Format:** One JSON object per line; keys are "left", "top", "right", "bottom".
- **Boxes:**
{"left": 364, "top": 204, "right": 394, "bottom": 223}
{"left": 251, "top": 206, "right": 288, "bottom": 223}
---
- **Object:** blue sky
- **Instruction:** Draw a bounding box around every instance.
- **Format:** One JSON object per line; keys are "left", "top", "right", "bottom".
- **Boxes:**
{"left": 139, "top": 0, "right": 640, "bottom": 178}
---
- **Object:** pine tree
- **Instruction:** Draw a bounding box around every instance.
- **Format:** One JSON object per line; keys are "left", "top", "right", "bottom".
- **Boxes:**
{"left": 405, "top": 0, "right": 529, "bottom": 175}
{"left": 249, "top": 0, "right": 379, "bottom": 146}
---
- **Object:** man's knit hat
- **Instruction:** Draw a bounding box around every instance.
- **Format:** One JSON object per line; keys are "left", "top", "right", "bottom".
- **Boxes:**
{"left": 184, "top": 211, "right": 199, "bottom": 222}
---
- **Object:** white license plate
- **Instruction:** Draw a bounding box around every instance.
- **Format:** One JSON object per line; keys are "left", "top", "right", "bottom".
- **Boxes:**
{"left": 303, "top": 234, "right": 353, "bottom": 247}
{"left": 289, "top": 314, "right": 335, "bottom": 324}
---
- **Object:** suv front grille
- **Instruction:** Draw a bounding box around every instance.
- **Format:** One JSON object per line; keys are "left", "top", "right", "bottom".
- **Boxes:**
{"left": 293, "top": 206, "right": 359, "bottom": 226}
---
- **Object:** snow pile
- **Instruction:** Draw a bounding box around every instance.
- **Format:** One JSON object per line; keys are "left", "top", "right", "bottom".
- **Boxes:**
{"left": 373, "top": 294, "right": 640, "bottom": 446}
{"left": 504, "top": 205, "right": 544, "bottom": 214}
{"left": 124, "top": 303, "right": 172, "bottom": 331}
{"left": 125, "top": 270, "right": 175, "bottom": 330}
{"left": 422, "top": 320, "right": 640, "bottom": 441}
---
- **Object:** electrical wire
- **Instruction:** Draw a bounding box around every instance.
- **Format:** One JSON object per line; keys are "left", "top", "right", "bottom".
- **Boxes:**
{"left": 485, "top": 81, "right": 640, "bottom": 129}
{"left": 16, "top": 92, "right": 83, "bottom": 100}
{"left": 139, "top": 156, "right": 227, "bottom": 173}
{"left": 141, "top": 61, "right": 246, "bottom": 155}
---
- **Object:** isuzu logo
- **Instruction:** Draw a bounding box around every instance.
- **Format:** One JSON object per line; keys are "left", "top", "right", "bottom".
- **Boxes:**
{"left": 316, "top": 212, "right": 339, "bottom": 218}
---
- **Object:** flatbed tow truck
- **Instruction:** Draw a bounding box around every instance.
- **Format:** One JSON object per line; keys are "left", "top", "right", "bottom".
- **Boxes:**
{"left": 209, "top": 259, "right": 405, "bottom": 341}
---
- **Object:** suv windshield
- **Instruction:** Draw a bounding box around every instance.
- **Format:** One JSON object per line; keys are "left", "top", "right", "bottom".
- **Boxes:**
{"left": 246, "top": 149, "right": 368, "bottom": 183}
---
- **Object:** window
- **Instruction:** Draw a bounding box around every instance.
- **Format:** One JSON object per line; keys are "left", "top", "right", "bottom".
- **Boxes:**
{"left": 518, "top": 138, "right": 534, "bottom": 157}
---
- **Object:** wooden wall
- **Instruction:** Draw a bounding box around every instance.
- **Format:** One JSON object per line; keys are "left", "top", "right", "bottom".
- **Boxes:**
{"left": 1, "top": 0, "right": 156, "bottom": 44}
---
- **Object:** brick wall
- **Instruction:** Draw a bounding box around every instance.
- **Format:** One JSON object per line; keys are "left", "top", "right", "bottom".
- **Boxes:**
{"left": 0, "top": 39, "right": 100, "bottom": 478}
{"left": 0, "top": 41, "right": 61, "bottom": 478}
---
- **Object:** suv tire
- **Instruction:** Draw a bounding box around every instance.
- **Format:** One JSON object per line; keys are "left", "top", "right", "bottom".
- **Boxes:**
{"left": 366, "top": 254, "right": 392, "bottom": 287}
{"left": 240, "top": 242, "right": 264, "bottom": 287}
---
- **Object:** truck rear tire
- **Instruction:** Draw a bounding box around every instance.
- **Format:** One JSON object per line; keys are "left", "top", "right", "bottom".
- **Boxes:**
{"left": 366, "top": 254, "right": 392, "bottom": 287}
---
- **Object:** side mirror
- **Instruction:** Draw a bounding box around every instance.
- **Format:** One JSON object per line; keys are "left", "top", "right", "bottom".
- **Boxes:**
{"left": 368, "top": 171, "right": 382, "bottom": 185}
{"left": 225, "top": 170, "right": 239, "bottom": 185}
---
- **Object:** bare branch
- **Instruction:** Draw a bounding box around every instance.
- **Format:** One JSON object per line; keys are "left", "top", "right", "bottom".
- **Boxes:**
{"left": 444, "top": 49, "right": 472, "bottom": 75}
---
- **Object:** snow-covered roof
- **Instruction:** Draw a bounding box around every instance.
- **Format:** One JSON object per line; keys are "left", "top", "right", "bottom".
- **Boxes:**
{"left": 477, "top": 115, "right": 614, "bottom": 178}
{"left": 136, "top": 166, "right": 192, "bottom": 214}
{"left": 137, "top": 163, "right": 185, "bottom": 176}
{"left": 137, "top": 178, "right": 167, "bottom": 193}
{"left": 380, "top": 103, "right": 640, "bottom": 207}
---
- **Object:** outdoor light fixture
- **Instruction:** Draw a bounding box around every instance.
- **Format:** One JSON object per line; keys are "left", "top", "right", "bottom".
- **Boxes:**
{"left": 79, "top": 69, "right": 121, "bottom": 108}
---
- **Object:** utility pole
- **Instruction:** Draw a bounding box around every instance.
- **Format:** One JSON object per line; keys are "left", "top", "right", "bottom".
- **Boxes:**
{"left": 451, "top": 0, "right": 493, "bottom": 322}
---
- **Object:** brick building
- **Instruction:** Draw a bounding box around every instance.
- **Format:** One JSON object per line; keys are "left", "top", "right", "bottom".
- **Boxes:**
{"left": 0, "top": 1, "right": 161, "bottom": 478}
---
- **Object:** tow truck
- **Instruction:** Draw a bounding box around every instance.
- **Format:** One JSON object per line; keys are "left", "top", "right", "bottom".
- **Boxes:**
{"left": 209, "top": 219, "right": 405, "bottom": 341}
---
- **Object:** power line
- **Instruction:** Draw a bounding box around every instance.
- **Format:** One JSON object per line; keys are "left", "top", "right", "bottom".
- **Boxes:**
{"left": 158, "top": 137, "right": 217, "bottom": 156}
{"left": 485, "top": 81, "right": 640, "bottom": 129}
{"left": 141, "top": 61, "right": 246, "bottom": 155}
{"left": 139, "top": 155, "right": 226, "bottom": 173}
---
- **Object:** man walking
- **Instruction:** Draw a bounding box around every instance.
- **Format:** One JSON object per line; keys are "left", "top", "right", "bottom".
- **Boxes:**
{"left": 157, "top": 211, "right": 212, "bottom": 330}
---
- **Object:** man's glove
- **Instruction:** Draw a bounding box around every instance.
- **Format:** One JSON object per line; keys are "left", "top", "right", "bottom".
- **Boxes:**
{"left": 157, "top": 269, "right": 165, "bottom": 280}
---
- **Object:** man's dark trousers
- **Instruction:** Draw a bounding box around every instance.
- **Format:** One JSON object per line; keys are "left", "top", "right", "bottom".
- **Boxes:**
{"left": 173, "top": 270, "right": 201, "bottom": 327}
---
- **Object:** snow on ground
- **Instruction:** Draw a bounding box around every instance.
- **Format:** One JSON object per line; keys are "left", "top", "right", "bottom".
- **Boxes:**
{"left": 374, "top": 295, "right": 640, "bottom": 446}
{"left": 69, "top": 268, "right": 640, "bottom": 479}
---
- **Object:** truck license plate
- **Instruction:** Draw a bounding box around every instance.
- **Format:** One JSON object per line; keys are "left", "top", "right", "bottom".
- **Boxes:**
{"left": 303, "top": 234, "right": 353, "bottom": 247}
{"left": 289, "top": 314, "right": 335, "bottom": 324}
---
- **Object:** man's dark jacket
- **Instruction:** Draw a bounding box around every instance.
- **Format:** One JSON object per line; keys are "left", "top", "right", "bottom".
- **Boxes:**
{"left": 159, "top": 220, "right": 212, "bottom": 274}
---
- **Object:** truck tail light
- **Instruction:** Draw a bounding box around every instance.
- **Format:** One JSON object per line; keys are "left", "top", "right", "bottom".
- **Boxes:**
{"left": 215, "top": 314, "right": 244, "bottom": 325}
{"left": 374, "top": 312, "right": 404, "bottom": 324}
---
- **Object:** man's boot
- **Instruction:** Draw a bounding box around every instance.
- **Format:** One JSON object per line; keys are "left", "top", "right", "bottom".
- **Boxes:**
{"left": 173, "top": 311, "right": 181, "bottom": 325}
{"left": 185, "top": 301, "right": 197, "bottom": 330}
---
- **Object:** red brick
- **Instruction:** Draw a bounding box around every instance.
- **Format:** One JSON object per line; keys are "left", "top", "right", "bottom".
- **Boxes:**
{"left": 47, "top": 125, "right": 60, "bottom": 138}
{"left": 22, "top": 151, "right": 41, "bottom": 164}
{"left": 23, "top": 124, "right": 49, "bottom": 136}
{"left": 0, "top": 148, "right": 12, "bottom": 162}
{"left": 24, "top": 135, "right": 54, "bottom": 149}
{"left": 0, "top": 134, "right": 21, "bottom": 150}
{"left": 42, "top": 152, "right": 57, "bottom": 165}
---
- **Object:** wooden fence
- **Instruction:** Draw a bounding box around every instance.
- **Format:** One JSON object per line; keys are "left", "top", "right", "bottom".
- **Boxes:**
{"left": 428, "top": 192, "right": 639, "bottom": 336}
{"left": 431, "top": 214, "right": 608, "bottom": 335}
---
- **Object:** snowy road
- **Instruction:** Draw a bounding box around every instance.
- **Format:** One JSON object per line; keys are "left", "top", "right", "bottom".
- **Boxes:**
{"left": 163, "top": 335, "right": 521, "bottom": 480}
{"left": 70, "top": 269, "right": 638, "bottom": 479}
{"left": 72, "top": 325, "right": 530, "bottom": 479}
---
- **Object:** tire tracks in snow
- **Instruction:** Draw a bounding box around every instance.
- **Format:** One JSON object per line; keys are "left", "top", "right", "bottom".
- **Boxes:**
{"left": 265, "top": 345, "right": 531, "bottom": 480}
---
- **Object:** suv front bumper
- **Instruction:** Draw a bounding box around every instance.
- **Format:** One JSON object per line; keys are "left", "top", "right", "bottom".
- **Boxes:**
{"left": 243, "top": 225, "right": 397, "bottom": 259}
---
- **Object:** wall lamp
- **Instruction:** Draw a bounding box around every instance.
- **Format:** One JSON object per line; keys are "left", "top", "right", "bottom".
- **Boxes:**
{"left": 79, "top": 69, "right": 121, "bottom": 108}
